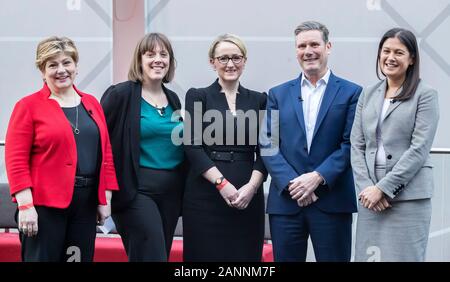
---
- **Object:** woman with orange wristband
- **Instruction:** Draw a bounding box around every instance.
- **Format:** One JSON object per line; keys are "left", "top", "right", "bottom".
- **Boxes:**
{"left": 5, "top": 36, "right": 118, "bottom": 262}
{"left": 183, "top": 34, "right": 267, "bottom": 261}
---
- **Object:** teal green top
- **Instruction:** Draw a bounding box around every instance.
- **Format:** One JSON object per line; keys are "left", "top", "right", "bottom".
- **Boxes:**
{"left": 140, "top": 98, "right": 184, "bottom": 169}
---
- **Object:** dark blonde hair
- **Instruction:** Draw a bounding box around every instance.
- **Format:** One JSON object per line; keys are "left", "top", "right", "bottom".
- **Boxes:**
{"left": 35, "top": 36, "right": 79, "bottom": 72}
{"left": 128, "top": 33, "right": 175, "bottom": 83}
{"left": 208, "top": 34, "right": 247, "bottom": 59}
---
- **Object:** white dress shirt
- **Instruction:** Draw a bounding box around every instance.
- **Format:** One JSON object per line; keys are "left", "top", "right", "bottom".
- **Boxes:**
{"left": 301, "top": 69, "right": 331, "bottom": 153}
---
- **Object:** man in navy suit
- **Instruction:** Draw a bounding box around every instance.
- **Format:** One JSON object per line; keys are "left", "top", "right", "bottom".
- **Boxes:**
{"left": 261, "top": 21, "right": 362, "bottom": 261}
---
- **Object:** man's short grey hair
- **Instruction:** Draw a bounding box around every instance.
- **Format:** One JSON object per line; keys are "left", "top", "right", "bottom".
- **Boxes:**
{"left": 294, "top": 21, "right": 329, "bottom": 43}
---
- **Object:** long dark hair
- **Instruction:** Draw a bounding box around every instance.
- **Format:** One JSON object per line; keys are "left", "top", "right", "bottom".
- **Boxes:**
{"left": 376, "top": 28, "right": 420, "bottom": 101}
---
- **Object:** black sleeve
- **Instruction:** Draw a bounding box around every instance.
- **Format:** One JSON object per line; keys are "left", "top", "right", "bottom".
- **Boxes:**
{"left": 252, "top": 92, "right": 268, "bottom": 179}
{"left": 100, "top": 85, "right": 120, "bottom": 137}
{"left": 184, "top": 88, "right": 215, "bottom": 177}
{"left": 175, "top": 93, "right": 182, "bottom": 110}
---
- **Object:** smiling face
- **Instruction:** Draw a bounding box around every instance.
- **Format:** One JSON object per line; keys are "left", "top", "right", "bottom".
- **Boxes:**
{"left": 210, "top": 41, "right": 246, "bottom": 83}
{"left": 295, "top": 30, "right": 331, "bottom": 80}
{"left": 42, "top": 52, "right": 77, "bottom": 93}
{"left": 141, "top": 44, "right": 170, "bottom": 84}
{"left": 379, "top": 37, "right": 414, "bottom": 83}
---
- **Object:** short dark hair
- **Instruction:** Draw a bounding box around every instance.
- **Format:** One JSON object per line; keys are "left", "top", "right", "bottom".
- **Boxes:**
{"left": 376, "top": 28, "right": 420, "bottom": 101}
{"left": 128, "top": 33, "right": 176, "bottom": 83}
{"left": 294, "top": 21, "right": 329, "bottom": 43}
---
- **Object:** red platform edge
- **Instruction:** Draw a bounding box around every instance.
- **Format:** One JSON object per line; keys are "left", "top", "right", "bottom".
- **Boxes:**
{"left": 0, "top": 233, "right": 274, "bottom": 262}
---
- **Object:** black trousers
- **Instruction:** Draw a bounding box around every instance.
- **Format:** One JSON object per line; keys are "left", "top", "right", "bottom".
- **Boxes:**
{"left": 112, "top": 166, "right": 183, "bottom": 262}
{"left": 19, "top": 184, "right": 98, "bottom": 262}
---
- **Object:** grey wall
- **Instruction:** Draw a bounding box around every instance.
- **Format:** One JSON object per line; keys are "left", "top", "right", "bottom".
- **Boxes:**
{"left": 147, "top": 0, "right": 450, "bottom": 148}
{"left": 0, "top": 0, "right": 113, "bottom": 141}
{"left": 0, "top": 0, "right": 113, "bottom": 182}
{"left": 1, "top": 0, "right": 449, "bottom": 144}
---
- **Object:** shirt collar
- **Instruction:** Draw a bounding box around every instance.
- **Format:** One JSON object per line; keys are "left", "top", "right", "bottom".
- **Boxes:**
{"left": 212, "top": 78, "right": 242, "bottom": 95}
{"left": 301, "top": 69, "right": 331, "bottom": 87}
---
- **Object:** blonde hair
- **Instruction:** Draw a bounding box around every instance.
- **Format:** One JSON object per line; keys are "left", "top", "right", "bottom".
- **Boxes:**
{"left": 35, "top": 36, "right": 79, "bottom": 72}
{"left": 208, "top": 34, "right": 247, "bottom": 59}
{"left": 128, "top": 33, "right": 175, "bottom": 83}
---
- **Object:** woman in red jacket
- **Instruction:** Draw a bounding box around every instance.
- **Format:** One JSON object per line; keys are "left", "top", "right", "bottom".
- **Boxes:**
{"left": 5, "top": 36, "right": 119, "bottom": 262}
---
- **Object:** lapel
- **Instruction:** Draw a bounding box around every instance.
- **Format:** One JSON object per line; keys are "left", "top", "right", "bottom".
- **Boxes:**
{"left": 209, "top": 79, "right": 249, "bottom": 115}
{"left": 312, "top": 72, "right": 340, "bottom": 139}
{"left": 164, "top": 84, "right": 181, "bottom": 111}
{"left": 129, "top": 81, "right": 142, "bottom": 176}
{"left": 373, "top": 80, "right": 386, "bottom": 122}
{"left": 39, "top": 83, "right": 78, "bottom": 164}
{"left": 383, "top": 84, "right": 403, "bottom": 122}
{"left": 363, "top": 80, "right": 386, "bottom": 142}
{"left": 289, "top": 75, "right": 306, "bottom": 134}
{"left": 371, "top": 80, "right": 403, "bottom": 123}
{"left": 237, "top": 83, "right": 249, "bottom": 112}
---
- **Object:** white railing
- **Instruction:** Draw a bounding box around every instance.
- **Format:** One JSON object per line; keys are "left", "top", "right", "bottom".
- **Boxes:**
{"left": 0, "top": 140, "right": 449, "bottom": 153}
{"left": 430, "top": 148, "right": 450, "bottom": 154}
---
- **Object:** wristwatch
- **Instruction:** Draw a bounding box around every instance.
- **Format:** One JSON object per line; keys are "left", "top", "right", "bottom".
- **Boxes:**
{"left": 214, "top": 176, "right": 225, "bottom": 186}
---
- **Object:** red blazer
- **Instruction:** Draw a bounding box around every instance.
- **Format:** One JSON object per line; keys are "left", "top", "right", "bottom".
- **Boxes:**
{"left": 5, "top": 83, "right": 119, "bottom": 208}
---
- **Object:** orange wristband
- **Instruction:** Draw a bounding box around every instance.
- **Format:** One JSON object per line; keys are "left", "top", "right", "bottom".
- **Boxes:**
{"left": 216, "top": 179, "right": 229, "bottom": 191}
{"left": 18, "top": 203, "right": 34, "bottom": 211}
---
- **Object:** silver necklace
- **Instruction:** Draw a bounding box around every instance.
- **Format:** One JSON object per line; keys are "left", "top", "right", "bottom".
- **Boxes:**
{"left": 68, "top": 105, "right": 79, "bottom": 134}
{"left": 67, "top": 94, "right": 80, "bottom": 134}
{"left": 145, "top": 94, "right": 167, "bottom": 117}
{"left": 53, "top": 92, "right": 80, "bottom": 134}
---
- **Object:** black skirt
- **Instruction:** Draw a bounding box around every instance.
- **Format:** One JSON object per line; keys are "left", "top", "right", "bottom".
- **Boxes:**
{"left": 182, "top": 158, "right": 265, "bottom": 262}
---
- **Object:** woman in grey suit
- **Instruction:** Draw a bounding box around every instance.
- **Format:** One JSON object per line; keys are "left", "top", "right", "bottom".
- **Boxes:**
{"left": 351, "top": 28, "right": 439, "bottom": 262}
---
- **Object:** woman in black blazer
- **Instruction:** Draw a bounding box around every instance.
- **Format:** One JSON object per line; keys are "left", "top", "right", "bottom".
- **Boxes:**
{"left": 101, "top": 33, "right": 184, "bottom": 261}
{"left": 183, "top": 34, "right": 267, "bottom": 261}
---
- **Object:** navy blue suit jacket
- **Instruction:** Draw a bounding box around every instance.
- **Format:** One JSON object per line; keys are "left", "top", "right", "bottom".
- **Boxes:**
{"left": 261, "top": 72, "right": 362, "bottom": 215}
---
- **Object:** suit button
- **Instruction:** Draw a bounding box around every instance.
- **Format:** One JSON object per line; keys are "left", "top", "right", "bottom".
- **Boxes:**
{"left": 387, "top": 155, "right": 392, "bottom": 160}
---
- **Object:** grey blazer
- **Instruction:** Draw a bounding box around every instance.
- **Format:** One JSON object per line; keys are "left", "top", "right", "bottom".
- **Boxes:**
{"left": 350, "top": 79, "right": 439, "bottom": 201}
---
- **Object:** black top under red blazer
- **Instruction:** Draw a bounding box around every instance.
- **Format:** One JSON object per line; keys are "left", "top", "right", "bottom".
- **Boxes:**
{"left": 5, "top": 83, "right": 118, "bottom": 208}
{"left": 100, "top": 80, "right": 183, "bottom": 212}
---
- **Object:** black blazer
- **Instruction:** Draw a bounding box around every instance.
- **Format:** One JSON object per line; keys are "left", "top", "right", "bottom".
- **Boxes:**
{"left": 101, "top": 80, "right": 182, "bottom": 212}
{"left": 184, "top": 79, "right": 267, "bottom": 178}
